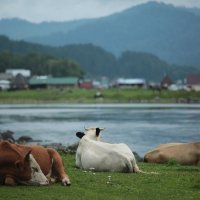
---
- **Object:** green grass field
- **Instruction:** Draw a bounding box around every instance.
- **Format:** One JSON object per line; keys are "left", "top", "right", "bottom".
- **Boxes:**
{"left": 0, "top": 153, "right": 199, "bottom": 200}
{"left": 0, "top": 88, "right": 199, "bottom": 103}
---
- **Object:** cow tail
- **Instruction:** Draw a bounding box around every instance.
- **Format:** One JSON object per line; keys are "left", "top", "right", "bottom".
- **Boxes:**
{"left": 131, "top": 159, "right": 159, "bottom": 174}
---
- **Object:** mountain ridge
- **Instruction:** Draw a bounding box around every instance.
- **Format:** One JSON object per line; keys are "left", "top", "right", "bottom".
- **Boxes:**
{"left": 1, "top": 2, "right": 199, "bottom": 66}
{"left": 0, "top": 35, "right": 199, "bottom": 82}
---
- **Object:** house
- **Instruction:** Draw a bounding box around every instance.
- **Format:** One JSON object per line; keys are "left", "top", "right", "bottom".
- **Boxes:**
{"left": 29, "top": 76, "right": 79, "bottom": 89}
{"left": 0, "top": 80, "right": 10, "bottom": 90}
{"left": 160, "top": 75, "right": 173, "bottom": 89}
{"left": 11, "top": 74, "right": 29, "bottom": 89}
{"left": 114, "top": 78, "right": 146, "bottom": 88}
{"left": 78, "top": 79, "right": 93, "bottom": 89}
{"left": 0, "top": 73, "right": 13, "bottom": 81}
{"left": 186, "top": 74, "right": 200, "bottom": 91}
{"left": 6, "top": 69, "right": 31, "bottom": 78}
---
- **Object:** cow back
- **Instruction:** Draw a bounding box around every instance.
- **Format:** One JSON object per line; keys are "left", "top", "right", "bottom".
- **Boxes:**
{"left": 29, "top": 146, "right": 52, "bottom": 175}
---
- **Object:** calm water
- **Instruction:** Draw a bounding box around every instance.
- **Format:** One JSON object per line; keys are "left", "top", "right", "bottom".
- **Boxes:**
{"left": 0, "top": 104, "right": 200, "bottom": 156}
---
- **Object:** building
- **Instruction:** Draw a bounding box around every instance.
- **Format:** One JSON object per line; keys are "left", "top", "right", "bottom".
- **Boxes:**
{"left": 186, "top": 74, "right": 200, "bottom": 91}
{"left": 11, "top": 74, "right": 29, "bottom": 89}
{"left": 114, "top": 78, "right": 146, "bottom": 88}
{"left": 6, "top": 69, "right": 31, "bottom": 78}
{"left": 78, "top": 79, "right": 93, "bottom": 89}
{"left": 0, "top": 80, "right": 10, "bottom": 90}
{"left": 160, "top": 75, "right": 173, "bottom": 89}
{"left": 29, "top": 76, "right": 79, "bottom": 89}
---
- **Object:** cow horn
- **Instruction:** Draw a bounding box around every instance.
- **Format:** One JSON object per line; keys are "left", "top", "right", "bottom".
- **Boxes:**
{"left": 84, "top": 126, "right": 89, "bottom": 131}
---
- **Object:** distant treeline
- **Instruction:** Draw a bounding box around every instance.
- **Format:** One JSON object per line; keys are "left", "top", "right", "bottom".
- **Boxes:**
{"left": 0, "top": 51, "right": 84, "bottom": 77}
{"left": 0, "top": 35, "right": 199, "bottom": 81}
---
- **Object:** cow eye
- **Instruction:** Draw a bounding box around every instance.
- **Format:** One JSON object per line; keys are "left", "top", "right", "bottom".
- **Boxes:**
{"left": 32, "top": 167, "right": 39, "bottom": 172}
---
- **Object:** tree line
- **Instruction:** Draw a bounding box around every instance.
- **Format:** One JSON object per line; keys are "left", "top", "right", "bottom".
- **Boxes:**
{"left": 0, "top": 35, "right": 199, "bottom": 81}
{"left": 0, "top": 51, "right": 84, "bottom": 78}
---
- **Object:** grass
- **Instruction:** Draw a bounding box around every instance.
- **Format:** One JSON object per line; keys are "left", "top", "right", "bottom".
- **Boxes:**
{"left": 0, "top": 153, "right": 199, "bottom": 200}
{"left": 0, "top": 88, "right": 199, "bottom": 103}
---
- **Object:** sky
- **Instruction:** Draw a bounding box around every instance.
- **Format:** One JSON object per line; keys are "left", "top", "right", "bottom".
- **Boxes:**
{"left": 0, "top": 0, "right": 200, "bottom": 23}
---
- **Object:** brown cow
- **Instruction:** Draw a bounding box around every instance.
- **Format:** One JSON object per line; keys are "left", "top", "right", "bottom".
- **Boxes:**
{"left": 144, "top": 142, "right": 200, "bottom": 165}
{"left": 29, "top": 145, "right": 71, "bottom": 186}
{"left": 0, "top": 141, "right": 48, "bottom": 186}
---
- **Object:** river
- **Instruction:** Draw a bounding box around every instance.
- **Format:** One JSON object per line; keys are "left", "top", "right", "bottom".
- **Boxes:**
{"left": 0, "top": 103, "right": 199, "bottom": 157}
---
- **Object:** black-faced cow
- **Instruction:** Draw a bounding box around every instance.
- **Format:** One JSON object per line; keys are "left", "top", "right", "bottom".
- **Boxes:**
{"left": 75, "top": 128, "right": 142, "bottom": 173}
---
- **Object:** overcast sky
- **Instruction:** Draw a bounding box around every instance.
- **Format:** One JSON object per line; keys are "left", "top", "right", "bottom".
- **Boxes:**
{"left": 0, "top": 0, "right": 200, "bottom": 23}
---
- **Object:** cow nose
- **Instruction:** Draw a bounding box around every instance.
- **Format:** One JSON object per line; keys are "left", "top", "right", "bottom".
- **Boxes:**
{"left": 40, "top": 180, "right": 49, "bottom": 186}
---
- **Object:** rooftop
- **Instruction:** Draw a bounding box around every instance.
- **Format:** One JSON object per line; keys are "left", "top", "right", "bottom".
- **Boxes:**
{"left": 29, "top": 76, "right": 79, "bottom": 85}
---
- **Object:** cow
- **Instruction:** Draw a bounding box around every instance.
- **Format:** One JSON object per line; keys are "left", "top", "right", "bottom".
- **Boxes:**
{"left": 0, "top": 141, "right": 49, "bottom": 186}
{"left": 0, "top": 141, "right": 71, "bottom": 186}
{"left": 75, "top": 127, "right": 142, "bottom": 173}
{"left": 144, "top": 142, "right": 200, "bottom": 165}
{"left": 28, "top": 145, "right": 71, "bottom": 186}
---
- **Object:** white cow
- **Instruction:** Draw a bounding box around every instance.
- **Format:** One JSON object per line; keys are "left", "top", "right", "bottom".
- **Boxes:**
{"left": 75, "top": 127, "right": 141, "bottom": 173}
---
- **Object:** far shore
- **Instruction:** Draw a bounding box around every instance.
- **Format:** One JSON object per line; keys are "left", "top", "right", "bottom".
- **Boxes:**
{"left": 0, "top": 88, "right": 200, "bottom": 104}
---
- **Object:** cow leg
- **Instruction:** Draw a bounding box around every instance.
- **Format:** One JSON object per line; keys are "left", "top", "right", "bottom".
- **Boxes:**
{"left": 47, "top": 148, "right": 71, "bottom": 186}
{"left": 4, "top": 175, "right": 16, "bottom": 186}
{"left": 46, "top": 167, "right": 57, "bottom": 184}
{"left": 133, "top": 164, "right": 141, "bottom": 173}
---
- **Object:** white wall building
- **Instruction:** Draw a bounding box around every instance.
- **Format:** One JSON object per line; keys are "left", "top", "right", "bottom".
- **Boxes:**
{"left": 115, "top": 78, "right": 146, "bottom": 88}
{"left": 6, "top": 69, "right": 31, "bottom": 77}
{"left": 0, "top": 80, "right": 10, "bottom": 90}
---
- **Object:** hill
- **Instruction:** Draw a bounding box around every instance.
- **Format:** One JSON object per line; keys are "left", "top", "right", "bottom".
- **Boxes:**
{"left": 0, "top": 36, "right": 199, "bottom": 82}
{"left": 1, "top": 2, "right": 200, "bottom": 66}
{"left": 0, "top": 18, "right": 95, "bottom": 40}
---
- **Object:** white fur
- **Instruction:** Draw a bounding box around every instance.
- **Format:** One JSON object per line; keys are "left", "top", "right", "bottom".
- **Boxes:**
{"left": 27, "top": 154, "right": 49, "bottom": 185}
{"left": 76, "top": 128, "right": 139, "bottom": 172}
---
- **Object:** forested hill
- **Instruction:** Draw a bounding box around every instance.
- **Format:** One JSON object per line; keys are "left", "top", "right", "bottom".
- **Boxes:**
{"left": 0, "top": 2, "right": 200, "bottom": 66}
{"left": 0, "top": 35, "right": 199, "bottom": 82}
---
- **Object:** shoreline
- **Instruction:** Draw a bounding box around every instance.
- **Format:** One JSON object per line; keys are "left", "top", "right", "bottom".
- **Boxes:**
{"left": 0, "top": 88, "right": 199, "bottom": 104}
{"left": 0, "top": 102, "right": 200, "bottom": 109}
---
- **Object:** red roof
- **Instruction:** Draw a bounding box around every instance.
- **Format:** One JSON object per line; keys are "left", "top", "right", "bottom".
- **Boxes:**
{"left": 187, "top": 74, "right": 200, "bottom": 84}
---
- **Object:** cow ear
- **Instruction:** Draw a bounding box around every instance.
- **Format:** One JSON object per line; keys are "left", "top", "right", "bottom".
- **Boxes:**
{"left": 24, "top": 149, "right": 32, "bottom": 161}
{"left": 15, "top": 160, "right": 24, "bottom": 171}
{"left": 76, "top": 132, "right": 85, "bottom": 139}
{"left": 96, "top": 128, "right": 100, "bottom": 137}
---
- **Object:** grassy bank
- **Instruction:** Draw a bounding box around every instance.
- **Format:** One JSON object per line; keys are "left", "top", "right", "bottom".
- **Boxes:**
{"left": 0, "top": 88, "right": 199, "bottom": 103}
{"left": 0, "top": 153, "right": 199, "bottom": 200}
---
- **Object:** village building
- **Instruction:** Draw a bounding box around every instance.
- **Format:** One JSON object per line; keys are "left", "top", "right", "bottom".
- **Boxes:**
{"left": 114, "top": 78, "right": 146, "bottom": 88}
{"left": 160, "top": 75, "right": 173, "bottom": 89}
{"left": 5, "top": 69, "right": 31, "bottom": 78}
{"left": 186, "top": 74, "right": 200, "bottom": 91}
{"left": 29, "top": 76, "right": 79, "bottom": 89}
{"left": 78, "top": 79, "right": 93, "bottom": 89}
{"left": 0, "top": 80, "right": 10, "bottom": 90}
{"left": 11, "top": 74, "right": 29, "bottom": 89}
{"left": 0, "top": 69, "right": 31, "bottom": 90}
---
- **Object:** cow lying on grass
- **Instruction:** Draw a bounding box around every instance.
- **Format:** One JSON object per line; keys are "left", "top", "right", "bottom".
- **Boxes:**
{"left": 76, "top": 127, "right": 148, "bottom": 173}
{"left": 0, "top": 141, "right": 48, "bottom": 186}
{"left": 144, "top": 142, "right": 200, "bottom": 165}
{"left": 0, "top": 141, "right": 71, "bottom": 186}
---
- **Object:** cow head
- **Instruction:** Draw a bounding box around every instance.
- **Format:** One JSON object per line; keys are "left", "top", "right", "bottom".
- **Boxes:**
{"left": 76, "top": 127, "right": 105, "bottom": 141}
{"left": 0, "top": 141, "right": 49, "bottom": 186}
{"left": 23, "top": 154, "right": 49, "bottom": 186}
{"left": 14, "top": 145, "right": 49, "bottom": 186}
